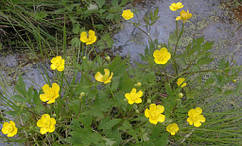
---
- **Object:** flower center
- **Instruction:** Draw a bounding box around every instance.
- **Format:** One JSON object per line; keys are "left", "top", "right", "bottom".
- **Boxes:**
{"left": 6, "top": 124, "right": 14, "bottom": 133}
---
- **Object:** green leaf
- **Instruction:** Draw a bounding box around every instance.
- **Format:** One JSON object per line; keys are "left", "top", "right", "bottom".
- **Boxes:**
{"left": 72, "top": 23, "right": 80, "bottom": 34}
{"left": 99, "top": 118, "right": 122, "bottom": 130}
{"left": 95, "top": 0, "right": 105, "bottom": 8}
{"left": 202, "top": 41, "right": 214, "bottom": 51}
{"left": 111, "top": 76, "right": 120, "bottom": 91}
{"left": 15, "top": 76, "right": 26, "bottom": 97}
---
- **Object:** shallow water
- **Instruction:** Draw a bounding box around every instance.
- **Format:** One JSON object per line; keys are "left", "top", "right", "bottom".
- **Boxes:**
{"left": 113, "top": 0, "right": 241, "bottom": 64}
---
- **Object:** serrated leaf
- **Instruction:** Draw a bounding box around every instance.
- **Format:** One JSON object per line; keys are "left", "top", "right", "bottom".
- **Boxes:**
{"left": 99, "top": 118, "right": 122, "bottom": 130}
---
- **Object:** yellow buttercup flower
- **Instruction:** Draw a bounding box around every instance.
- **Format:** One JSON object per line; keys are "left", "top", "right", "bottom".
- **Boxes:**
{"left": 1, "top": 121, "right": 18, "bottom": 137}
{"left": 153, "top": 47, "right": 171, "bottom": 64}
{"left": 122, "top": 9, "right": 134, "bottom": 20}
{"left": 37, "top": 114, "right": 56, "bottom": 134}
{"left": 145, "top": 104, "right": 165, "bottom": 125}
{"left": 40, "top": 83, "right": 60, "bottom": 104}
{"left": 169, "top": 2, "right": 184, "bottom": 11}
{"left": 80, "top": 30, "right": 97, "bottom": 45}
{"left": 95, "top": 69, "right": 113, "bottom": 84}
{"left": 187, "top": 107, "right": 206, "bottom": 127}
{"left": 125, "top": 88, "right": 143, "bottom": 104}
{"left": 50, "top": 56, "right": 65, "bottom": 72}
{"left": 166, "top": 123, "right": 179, "bottom": 135}
{"left": 176, "top": 10, "right": 192, "bottom": 23}
{"left": 177, "top": 78, "right": 187, "bottom": 88}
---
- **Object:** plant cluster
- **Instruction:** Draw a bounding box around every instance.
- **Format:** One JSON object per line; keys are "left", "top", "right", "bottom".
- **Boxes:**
{"left": 0, "top": 1, "right": 241, "bottom": 146}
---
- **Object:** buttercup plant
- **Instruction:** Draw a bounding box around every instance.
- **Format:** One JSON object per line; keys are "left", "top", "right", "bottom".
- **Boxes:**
{"left": 0, "top": 2, "right": 241, "bottom": 145}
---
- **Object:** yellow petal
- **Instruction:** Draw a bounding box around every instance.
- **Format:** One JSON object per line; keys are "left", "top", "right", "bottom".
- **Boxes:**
{"left": 177, "top": 78, "right": 185, "bottom": 86}
{"left": 181, "top": 83, "right": 187, "bottom": 88}
{"left": 39, "top": 94, "right": 49, "bottom": 102}
{"left": 199, "top": 115, "right": 206, "bottom": 122}
{"left": 136, "top": 90, "right": 143, "bottom": 97}
{"left": 37, "top": 119, "right": 43, "bottom": 127}
{"left": 131, "top": 88, "right": 137, "bottom": 94}
{"left": 80, "top": 32, "right": 88, "bottom": 43}
{"left": 52, "top": 83, "right": 60, "bottom": 94}
{"left": 157, "top": 114, "right": 165, "bottom": 123}
{"left": 104, "top": 69, "right": 110, "bottom": 77}
{"left": 42, "top": 84, "right": 50, "bottom": 93}
{"left": 49, "top": 125, "right": 55, "bottom": 133}
{"left": 42, "top": 114, "right": 50, "bottom": 119}
{"left": 150, "top": 104, "right": 157, "bottom": 111}
{"left": 50, "top": 64, "right": 57, "bottom": 70}
{"left": 135, "top": 98, "right": 142, "bottom": 104}
{"left": 57, "top": 66, "right": 64, "bottom": 72}
{"left": 144, "top": 109, "right": 150, "bottom": 118}
{"left": 156, "top": 105, "right": 165, "bottom": 113}
{"left": 95, "top": 72, "right": 104, "bottom": 82}
{"left": 153, "top": 50, "right": 161, "bottom": 58}
{"left": 149, "top": 119, "right": 158, "bottom": 125}
{"left": 40, "top": 127, "right": 48, "bottom": 134}
{"left": 176, "top": 16, "right": 181, "bottom": 21}
{"left": 195, "top": 107, "right": 202, "bottom": 114}
{"left": 47, "top": 99, "right": 56, "bottom": 104}
{"left": 187, "top": 117, "right": 193, "bottom": 125}
{"left": 128, "top": 99, "right": 134, "bottom": 105}
{"left": 194, "top": 121, "right": 202, "bottom": 127}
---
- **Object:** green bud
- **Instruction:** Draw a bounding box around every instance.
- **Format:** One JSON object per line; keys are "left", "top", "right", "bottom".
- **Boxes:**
{"left": 135, "top": 109, "right": 140, "bottom": 113}
{"left": 105, "top": 56, "right": 111, "bottom": 61}
{"left": 134, "top": 82, "right": 142, "bottom": 87}
{"left": 82, "top": 56, "right": 86, "bottom": 60}
{"left": 147, "top": 99, "right": 151, "bottom": 103}
{"left": 178, "top": 93, "right": 184, "bottom": 98}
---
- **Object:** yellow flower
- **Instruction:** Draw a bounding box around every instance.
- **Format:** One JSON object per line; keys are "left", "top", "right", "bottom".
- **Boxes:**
{"left": 40, "top": 83, "right": 60, "bottom": 104}
{"left": 144, "top": 104, "right": 165, "bottom": 125}
{"left": 80, "top": 30, "right": 97, "bottom": 45}
{"left": 187, "top": 107, "right": 206, "bottom": 127}
{"left": 153, "top": 47, "right": 171, "bottom": 64}
{"left": 1, "top": 121, "right": 18, "bottom": 137}
{"left": 176, "top": 10, "right": 192, "bottom": 23}
{"left": 166, "top": 123, "right": 179, "bottom": 135}
{"left": 169, "top": 2, "right": 184, "bottom": 11}
{"left": 95, "top": 68, "right": 113, "bottom": 84}
{"left": 50, "top": 56, "right": 65, "bottom": 72}
{"left": 177, "top": 78, "right": 187, "bottom": 88}
{"left": 122, "top": 9, "right": 134, "bottom": 20}
{"left": 37, "top": 114, "right": 56, "bottom": 135}
{"left": 125, "top": 88, "right": 143, "bottom": 104}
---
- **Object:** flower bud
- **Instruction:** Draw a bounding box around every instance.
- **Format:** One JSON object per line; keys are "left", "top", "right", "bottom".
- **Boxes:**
{"left": 82, "top": 56, "right": 86, "bottom": 60}
{"left": 53, "top": 114, "right": 56, "bottom": 117}
{"left": 133, "top": 104, "right": 138, "bottom": 109}
{"left": 232, "top": 79, "right": 237, "bottom": 83}
{"left": 105, "top": 56, "right": 111, "bottom": 62}
{"left": 178, "top": 93, "right": 184, "bottom": 98}
{"left": 147, "top": 99, "right": 151, "bottom": 103}
{"left": 80, "top": 92, "right": 86, "bottom": 97}
{"left": 135, "top": 82, "right": 142, "bottom": 87}
{"left": 157, "top": 45, "right": 161, "bottom": 48}
{"left": 135, "top": 109, "right": 140, "bottom": 113}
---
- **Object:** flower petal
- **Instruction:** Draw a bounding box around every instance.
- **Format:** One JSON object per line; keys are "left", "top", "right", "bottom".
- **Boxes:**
{"left": 156, "top": 105, "right": 165, "bottom": 113}
{"left": 157, "top": 114, "right": 165, "bottom": 123}
{"left": 95, "top": 72, "right": 104, "bottom": 82}
{"left": 144, "top": 109, "right": 150, "bottom": 118}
